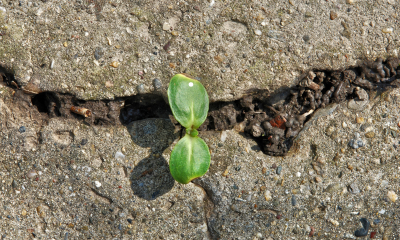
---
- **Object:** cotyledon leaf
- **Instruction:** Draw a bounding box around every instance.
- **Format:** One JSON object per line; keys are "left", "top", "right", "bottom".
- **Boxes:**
{"left": 167, "top": 74, "right": 209, "bottom": 130}
{"left": 169, "top": 134, "right": 211, "bottom": 184}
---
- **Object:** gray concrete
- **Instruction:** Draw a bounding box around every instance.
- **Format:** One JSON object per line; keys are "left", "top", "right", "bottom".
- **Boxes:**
{"left": 1, "top": 0, "right": 399, "bottom": 101}
{"left": 0, "top": 0, "right": 399, "bottom": 239}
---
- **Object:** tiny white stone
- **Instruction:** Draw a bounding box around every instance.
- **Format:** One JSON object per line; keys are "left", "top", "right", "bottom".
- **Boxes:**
{"left": 84, "top": 32, "right": 89, "bottom": 36}
{"left": 261, "top": 21, "right": 267, "bottom": 26}
{"left": 126, "top": 27, "right": 133, "bottom": 34}
{"left": 296, "top": 172, "right": 301, "bottom": 177}
{"left": 264, "top": 190, "right": 272, "bottom": 201}
{"left": 256, "top": 233, "right": 262, "bottom": 238}
{"left": 209, "top": 0, "right": 215, "bottom": 6}
{"left": 372, "top": 158, "right": 381, "bottom": 165}
{"left": 329, "top": 219, "right": 339, "bottom": 227}
{"left": 342, "top": 122, "right": 347, "bottom": 128}
{"left": 36, "top": 8, "right": 43, "bottom": 16}
{"left": 94, "top": 181, "right": 101, "bottom": 188}
{"left": 163, "top": 22, "right": 170, "bottom": 31}
{"left": 378, "top": 209, "right": 385, "bottom": 214}
{"left": 220, "top": 131, "right": 227, "bottom": 142}
{"left": 189, "top": 82, "right": 193, "bottom": 87}
{"left": 0, "top": 7, "right": 6, "bottom": 14}
{"left": 388, "top": 190, "right": 398, "bottom": 202}
{"left": 382, "top": 27, "right": 393, "bottom": 34}
{"left": 254, "top": 29, "right": 262, "bottom": 36}
{"left": 115, "top": 151, "right": 126, "bottom": 161}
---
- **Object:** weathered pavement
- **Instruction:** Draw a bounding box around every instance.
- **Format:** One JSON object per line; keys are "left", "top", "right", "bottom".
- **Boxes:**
{"left": 0, "top": 0, "right": 400, "bottom": 239}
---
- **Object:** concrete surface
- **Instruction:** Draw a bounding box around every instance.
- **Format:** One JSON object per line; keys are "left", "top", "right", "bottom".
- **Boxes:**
{"left": 0, "top": 0, "right": 400, "bottom": 239}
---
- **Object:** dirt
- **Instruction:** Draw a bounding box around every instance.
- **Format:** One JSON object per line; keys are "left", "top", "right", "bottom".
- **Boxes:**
{"left": 1, "top": 57, "right": 399, "bottom": 156}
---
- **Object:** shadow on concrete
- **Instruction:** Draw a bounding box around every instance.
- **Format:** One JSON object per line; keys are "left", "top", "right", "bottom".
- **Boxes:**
{"left": 126, "top": 118, "right": 178, "bottom": 200}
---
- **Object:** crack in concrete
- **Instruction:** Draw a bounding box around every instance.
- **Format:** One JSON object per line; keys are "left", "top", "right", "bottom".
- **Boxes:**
{"left": 1, "top": 56, "right": 399, "bottom": 157}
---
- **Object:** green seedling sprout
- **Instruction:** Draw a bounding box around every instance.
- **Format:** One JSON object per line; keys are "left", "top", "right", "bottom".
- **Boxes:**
{"left": 167, "top": 74, "right": 210, "bottom": 184}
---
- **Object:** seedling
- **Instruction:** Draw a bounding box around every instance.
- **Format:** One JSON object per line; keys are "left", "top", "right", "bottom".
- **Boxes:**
{"left": 167, "top": 74, "right": 210, "bottom": 184}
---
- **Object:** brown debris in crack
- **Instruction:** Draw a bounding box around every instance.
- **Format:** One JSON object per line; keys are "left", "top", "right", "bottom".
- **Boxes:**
{"left": 199, "top": 57, "right": 400, "bottom": 156}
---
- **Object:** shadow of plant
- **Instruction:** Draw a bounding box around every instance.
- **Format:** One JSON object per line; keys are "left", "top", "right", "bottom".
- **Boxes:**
{"left": 126, "top": 118, "right": 178, "bottom": 200}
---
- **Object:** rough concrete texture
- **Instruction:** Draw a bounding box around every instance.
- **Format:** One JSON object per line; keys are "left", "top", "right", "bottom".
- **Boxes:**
{"left": 2, "top": 84, "right": 400, "bottom": 239}
{"left": 0, "top": 0, "right": 399, "bottom": 101}
{"left": 1, "top": 0, "right": 400, "bottom": 240}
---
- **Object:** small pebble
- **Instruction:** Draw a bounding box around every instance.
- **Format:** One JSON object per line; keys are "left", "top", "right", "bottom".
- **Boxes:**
{"left": 27, "top": 169, "right": 37, "bottom": 179}
{"left": 254, "top": 29, "right": 262, "bottom": 36}
{"left": 354, "top": 218, "right": 370, "bottom": 237}
{"left": 346, "top": 0, "right": 355, "bottom": 4}
{"left": 94, "top": 181, "right": 101, "bottom": 188}
{"left": 19, "top": 126, "right": 26, "bottom": 133}
{"left": 105, "top": 81, "right": 114, "bottom": 88}
{"left": 365, "top": 132, "right": 375, "bottom": 138}
{"left": 354, "top": 132, "right": 360, "bottom": 139}
{"left": 162, "top": 22, "right": 170, "bottom": 31}
{"left": 330, "top": 11, "right": 338, "bottom": 20}
{"left": 315, "top": 176, "right": 322, "bottom": 183}
{"left": 264, "top": 190, "right": 272, "bottom": 201}
{"left": 371, "top": 158, "right": 381, "bottom": 165}
{"left": 137, "top": 84, "right": 145, "bottom": 93}
{"left": 324, "top": 183, "right": 341, "bottom": 193}
{"left": 329, "top": 219, "right": 339, "bottom": 227}
{"left": 387, "top": 190, "right": 398, "bottom": 202}
{"left": 356, "top": 117, "right": 364, "bottom": 124}
{"left": 80, "top": 139, "right": 88, "bottom": 145}
{"left": 291, "top": 195, "right": 297, "bottom": 206}
{"left": 115, "top": 151, "right": 126, "bottom": 161}
{"left": 349, "top": 182, "right": 360, "bottom": 194}
{"left": 222, "top": 168, "right": 229, "bottom": 177}
{"left": 110, "top": 61, "right": 119, "bottom": 68}
{"left": 153, "top": 78, "right": 162, "bottom": 90}
{"left": 12, "top": 180, "right": 17, "bottom": 188}
{"left": 382, "top": 27, "right": 393, "bottom": 34}
{"left": 94, "top": 47, "right": 103, "bottom": 60}
{"left": 276, "top": 166, "right": 282, "bottom": 175}
{"left": 349, "top": 139, "right": 364, "bottom": 149}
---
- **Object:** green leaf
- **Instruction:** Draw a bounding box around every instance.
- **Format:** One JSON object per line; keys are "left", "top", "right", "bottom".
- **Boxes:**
{"left": 168, "top": 74, "right": 209, "bottom": 130}
{"left": 169, "top": 134, "right": 211, "bottom": 184}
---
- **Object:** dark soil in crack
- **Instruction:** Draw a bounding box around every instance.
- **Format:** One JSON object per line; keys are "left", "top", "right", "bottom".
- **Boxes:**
{"left": 1, "top": 57, "right": 400, "bottom": 156}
